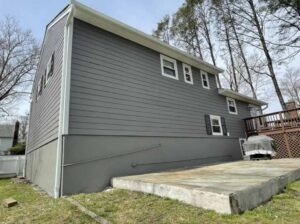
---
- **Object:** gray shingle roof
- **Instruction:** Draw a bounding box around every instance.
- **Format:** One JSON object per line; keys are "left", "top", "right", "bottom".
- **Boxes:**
{"left": 0, "top": 125, "right": 15, "bottom": 138}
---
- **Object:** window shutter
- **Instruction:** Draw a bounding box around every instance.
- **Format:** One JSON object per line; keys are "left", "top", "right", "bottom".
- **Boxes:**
{"left": 204, "top": 114, "right": 212, "bottom": 135}
{"left": 221, "top": 117, "right": 227, "bottom": 136}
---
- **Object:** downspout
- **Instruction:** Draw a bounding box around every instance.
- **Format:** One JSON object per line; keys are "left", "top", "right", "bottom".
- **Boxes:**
{"left": 54, "top": 4, "right": 74, "bottom": 198}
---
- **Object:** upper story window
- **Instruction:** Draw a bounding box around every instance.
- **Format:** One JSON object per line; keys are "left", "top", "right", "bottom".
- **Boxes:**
{"left": 182, "top": 63, "right": 193, "bottom": 84}
{"left": 36, "top": 76, "right": 43, "bottom": 102}
{"left": 201, "top": 71, "right": 210, "bottom": 89}
{"left": 227, "top": 97, "right": 238, "bottom": 115}
{"left": 160, "top": 54, "right": 178, "bottom": 80}
{"left": 45, "top": 52, "right": 54, "bottom": 84}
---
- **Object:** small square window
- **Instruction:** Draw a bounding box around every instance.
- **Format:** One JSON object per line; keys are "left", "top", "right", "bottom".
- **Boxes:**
{"left": 183, "top": 64, "right": 193, "bottom": 84}
{"left": 160, "top": 55, "right": 178, "bottom": 80}
{"left": 201, "top": 71, "right": 210, "bottom": 89}
{"left": 210, "top": 115, "right": 223, "bottom": 136}
{"left": 227, "top": 97, "right": 238, "bottom": 115}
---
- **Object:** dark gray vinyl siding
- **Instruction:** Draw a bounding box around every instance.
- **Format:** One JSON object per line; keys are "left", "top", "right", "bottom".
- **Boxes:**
{"left": 27, "top": 16, "right": 67, "bottom": 151}
{"left": 69, "top": 19, "right": 250, "bottom": 137}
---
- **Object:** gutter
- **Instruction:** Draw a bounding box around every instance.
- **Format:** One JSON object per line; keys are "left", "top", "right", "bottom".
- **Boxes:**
{"left": 54, "top": 3, "right": 74, "bottom": 198}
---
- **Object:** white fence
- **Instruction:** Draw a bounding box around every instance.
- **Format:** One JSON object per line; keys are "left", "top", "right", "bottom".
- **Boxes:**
{"left": 0, "top": 156, "right": 25, "bottom": 177}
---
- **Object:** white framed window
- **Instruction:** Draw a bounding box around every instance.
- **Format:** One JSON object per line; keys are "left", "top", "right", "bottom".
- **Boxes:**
{"left": 210, "top": 115, "right": 223, "bottom": 136}
{"left": 227, "top": 97, "right": 238, "bottom": 115}
{"left": 45, "top": 52, "right": 54, "bottom": 84}
{"left": 201, "top": 71, "right": 210, "bottom": 89}
{"left": 182, "top": 63, "right": 193, "bottom": 84}
{"left": 160, "top": 54, "right": 178, "bottom": 80}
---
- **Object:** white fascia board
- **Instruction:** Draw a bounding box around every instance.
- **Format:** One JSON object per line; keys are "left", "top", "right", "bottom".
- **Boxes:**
{"left": 218, "top": 89, "right": 267, "bottom": 107}
{"left": 71, "top": 0, "right": 223, "bottom": 75}
{"left": 54, "top": 6, "right": 74, "bottom": 198}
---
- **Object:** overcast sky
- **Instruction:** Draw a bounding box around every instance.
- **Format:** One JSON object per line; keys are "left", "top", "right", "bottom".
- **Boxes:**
{"left": 0, "top": 0, "right": 298, "bottom": 116}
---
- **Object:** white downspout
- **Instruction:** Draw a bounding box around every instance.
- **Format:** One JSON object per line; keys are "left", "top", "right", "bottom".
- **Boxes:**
{"left": 54, "top": 4, "right": 74, "bottom": 198}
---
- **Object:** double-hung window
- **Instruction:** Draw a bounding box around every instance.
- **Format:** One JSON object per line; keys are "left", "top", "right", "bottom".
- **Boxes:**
{"left": 160, "top": 54, "right": 178, "bottom": 80}
{"left": 227, "top": 97, "right": 238, "bottom": 115}
{"left": 210, "top": 115, "right": 223, "bottom": 136}
{"left": 201, "top": 71, "right": 210, "bottom": 89}
{"left": 183, "top": 63, "right": 193, "bottom": 84}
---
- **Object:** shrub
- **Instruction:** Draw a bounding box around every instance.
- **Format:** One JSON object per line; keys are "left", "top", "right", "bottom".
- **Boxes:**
{"left": 9, "top": 142, "right": 26, "bottom": 155}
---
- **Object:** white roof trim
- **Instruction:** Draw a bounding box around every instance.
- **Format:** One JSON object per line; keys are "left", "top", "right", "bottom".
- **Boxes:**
{"left": 218, "top": 89, "right": 267, "bottom": 106}
{"left": 68, "top": 0, "right": 223, "bottom": 75}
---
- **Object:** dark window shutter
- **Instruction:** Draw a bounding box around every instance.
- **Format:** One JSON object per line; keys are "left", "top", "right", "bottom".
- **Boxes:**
{"left": 221, "top": 117, "right": 227, "bottom": 136}
{"left": 204, "top": 114, "right": 212, "bottom": 135}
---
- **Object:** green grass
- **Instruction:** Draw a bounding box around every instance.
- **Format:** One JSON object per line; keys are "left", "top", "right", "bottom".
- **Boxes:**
{"left": 0, "top": 179, "right": 97, "bottom": 224}
{"left": 73, "top": 181, "right": 300, "bottom": 224}
{"left": 1, "top": 179, "right": 300, "bottom": 224}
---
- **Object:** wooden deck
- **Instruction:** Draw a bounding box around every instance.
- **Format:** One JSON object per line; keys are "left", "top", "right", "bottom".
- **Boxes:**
{"left": 244, "top": 108, "right": 300, "bottom": 158}
{"left": 244, "top": 108, "right": 300, "bottom": 135}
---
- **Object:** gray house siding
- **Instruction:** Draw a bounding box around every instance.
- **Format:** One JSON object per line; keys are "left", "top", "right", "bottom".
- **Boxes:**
{"left": 60, "top": 19, "right": 250, "bottom": 195}
{"left": 69, "top": 19, "right": 250, "bottom": 137}
{"left": 27, "top": 16, "right": 67, "bottom": 152}
{"left": 26, "top": 15, "right": 67, "bottom": 196}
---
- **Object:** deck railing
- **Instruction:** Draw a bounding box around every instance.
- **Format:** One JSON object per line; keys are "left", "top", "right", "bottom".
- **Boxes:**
{"left": 244, "top": 108, "right": 300, "bottom": 135}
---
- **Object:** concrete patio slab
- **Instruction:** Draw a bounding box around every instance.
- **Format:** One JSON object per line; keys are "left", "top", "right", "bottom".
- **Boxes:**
{"left": 112, "top": 159, "right": 300, "bottom": 214}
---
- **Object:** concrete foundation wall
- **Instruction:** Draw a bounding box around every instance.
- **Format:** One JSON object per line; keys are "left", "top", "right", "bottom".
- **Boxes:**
{"left": 62, "top": 135, "right": 242, "bottom": 195}
{"left": 25, "top": 139, "right": 58, "bottom": 196}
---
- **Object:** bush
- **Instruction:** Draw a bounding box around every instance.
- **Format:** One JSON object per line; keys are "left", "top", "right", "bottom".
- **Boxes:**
{"left": 9, "top": 142, "right": 26, "bottom": 155}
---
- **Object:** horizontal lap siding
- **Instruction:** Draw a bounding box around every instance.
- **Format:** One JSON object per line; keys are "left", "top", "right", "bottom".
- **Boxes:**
{"left": 27, "top": 16, "right": 67, "bottom": 151}
{"left": 69, "top": 19, "right": 250, "bottom": 137}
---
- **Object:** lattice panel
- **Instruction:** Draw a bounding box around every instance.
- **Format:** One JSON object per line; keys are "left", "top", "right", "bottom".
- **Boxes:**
{"left": 267, "top": 133, "right": 290, "bottom": 159}
{"left": 262, "top": 131, "right": 300, "bottom": 159}
{"left": 287, "top": 132, "right": 300, "bottom": 158}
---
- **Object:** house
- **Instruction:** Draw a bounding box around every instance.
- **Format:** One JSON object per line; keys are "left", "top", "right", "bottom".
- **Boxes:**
{"left": 0, "top": 124, "right": 18, "bottom": 155}
{"left": 25, "top": 0, "right": 267, "bottom": 198}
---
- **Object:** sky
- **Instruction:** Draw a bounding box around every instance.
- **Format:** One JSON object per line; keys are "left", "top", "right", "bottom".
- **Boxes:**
{"left": 0, "top": 0, "right": 298, "bottom": 116}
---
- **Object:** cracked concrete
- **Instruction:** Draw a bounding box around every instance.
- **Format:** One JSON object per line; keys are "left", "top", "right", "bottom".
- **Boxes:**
{"left": 112, "top": 159, "right": 300, "bottom": 214}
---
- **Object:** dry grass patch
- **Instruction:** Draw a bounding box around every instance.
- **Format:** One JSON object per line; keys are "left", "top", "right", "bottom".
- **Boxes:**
{"left": 0, "top": 179, "right": 97, "bottom": 224}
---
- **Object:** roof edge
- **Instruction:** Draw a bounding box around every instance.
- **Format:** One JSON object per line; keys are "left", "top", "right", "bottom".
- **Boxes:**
{"left": 218, "top": 89, "right": 267, "bottom": 106}
{"left": 70, "top": 0, "right": 224, "bottom": 75}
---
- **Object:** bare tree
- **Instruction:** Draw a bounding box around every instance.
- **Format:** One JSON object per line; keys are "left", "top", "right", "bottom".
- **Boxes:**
{"left": 18, "top": 112, "right": 29, "bottom": 141}
{"left": 213, "top": 1, "right": 239, "bottom": 91}
{"left": 230, "top": 0, "right": 287, "bottom": 109}
{"left": 171, "top": 3, "right": 205, "bottom": 59}
{"left": 0, "top": 16, "right": 39, "bottom": 115}
{"left": 263, "top": 0, "right": 300, "bottom": 52}
{"left": 280, "top": 67, "right": 300, "bottom": 105}
{"left": 152, "top": 15, "right": 172, "bottom": 44}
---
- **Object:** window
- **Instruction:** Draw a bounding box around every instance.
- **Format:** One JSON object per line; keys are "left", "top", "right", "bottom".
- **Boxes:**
{"left": 46, "top": 52, "right": 54, "bottom": 84}
{"left": 210, "top": 115, "right": 223, "bottom": 136}
{"left": 36, "top": 76, "right": 43, "bottom": 101}
{"left": 160, "top": 54, "right": 178, "bottom": 80}
{"left": 182, "top": 63, "right": 193, "bottom": 84}
{"left": 201, "top": 71, "right": 210, "bottom": 89}
{"left": 227, "top": 97, "right": 238, "bottom": 115}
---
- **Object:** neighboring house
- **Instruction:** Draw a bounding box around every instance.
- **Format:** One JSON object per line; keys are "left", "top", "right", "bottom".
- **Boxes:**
{"left": 25, "top": 1, "right": 267, "bottom": 198}
{"left": 0, "top": 124, "right": 18, "bottom": 155}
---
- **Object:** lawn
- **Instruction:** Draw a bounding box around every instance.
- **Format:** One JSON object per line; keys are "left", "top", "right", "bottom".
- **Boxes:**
{"left": 1, "top": 179, "right": 300, "bottom": 224}
{"left": 0, "top": 179, "right": 97, "bottom": 224}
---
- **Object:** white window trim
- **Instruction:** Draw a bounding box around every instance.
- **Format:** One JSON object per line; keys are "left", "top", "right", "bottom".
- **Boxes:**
{"left": 182, "top": 63, "right": 193, "bottom": 84}
{"left": 210, "top": 115, "right": 223, "bottom": 136}
{"left": 227, "top": 97, "right": 238, "bottom": 115}
{"left": 201, "top": 71, "right": 210, "bottom": 89}
{"left": 160, "top": 54, "right": 179, "bottom": 80}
